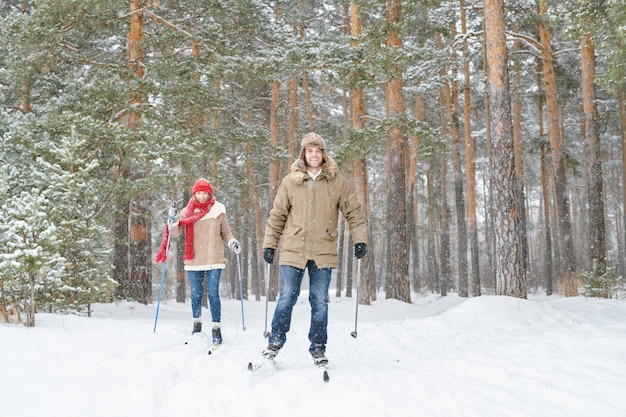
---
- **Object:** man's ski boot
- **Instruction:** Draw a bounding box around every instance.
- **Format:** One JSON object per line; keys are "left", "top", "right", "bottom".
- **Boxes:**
{"left": 311, "top": 351, "right": 328, "bottom": 366}
{"left": 262, "top": 344, "right": 280, "bottom": 360}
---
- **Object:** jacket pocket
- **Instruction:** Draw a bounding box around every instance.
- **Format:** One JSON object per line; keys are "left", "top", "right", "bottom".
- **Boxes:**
{"left": 284, "top": 226, "right": 303, "bottom": 244}
{"left": 287, "top": 226, "right": 303, "bottom": 237}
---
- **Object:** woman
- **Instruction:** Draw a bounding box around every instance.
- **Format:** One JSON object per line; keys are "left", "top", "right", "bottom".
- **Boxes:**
{"left": 156, "top": 178, "right": 241, "bottom": 345}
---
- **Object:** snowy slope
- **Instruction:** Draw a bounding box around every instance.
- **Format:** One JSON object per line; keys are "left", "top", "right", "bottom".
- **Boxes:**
{"left": 1, "top": 293, "right": 625, "bottom": 417}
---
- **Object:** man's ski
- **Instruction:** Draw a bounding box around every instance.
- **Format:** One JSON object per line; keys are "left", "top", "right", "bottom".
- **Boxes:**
{"left": 247, "top": 360, "right": 329, "bottom": 382}
{"left": 314, "top": 356, "right": 330, "bottom": 382}
{"left": 208, "top": 344, "right": 221, "bottom": 355}
{"left": 247, "top": 358, "right": 274, "bottom": 372}
{"left": 321, "top": 366, "right": 330, "bottom": 382}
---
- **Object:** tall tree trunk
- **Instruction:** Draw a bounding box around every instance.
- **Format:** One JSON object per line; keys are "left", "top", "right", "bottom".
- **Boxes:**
{"left": 267, "top": 80, "right": 280, "bottom": 301}
{"left": 537, "top": 60, "right": 554, "bottom": 295}
{"left": 437, "top": 32, "right": 452, "bottom": 296}
{"left": 0, "top": 281, "right": 9, "bottom": 323}
{"left": 439, "top": 152, "right": 451, "bottom": 296}
{"left": 446, "top": 65, "right": 468, "bottom": 298}
{"left": 408, "top": 81, "right": 422, "bottom": 290}
{"left": 300, "top": 21, "right": 315, "bottom": 133}
{"left": 426, "top": 170, "right": 440, "bottom": 292}
{"left": 538, "top": 0, "right": 578, "bottom": 296}
{"left": 129, "top": 191, "right": 152, "bottom": 303}
{"left": 113, "top": 196, "right": 130, "bottom": 298}
{"left": 483, "top": 38, "right": 496, "bottom": 290}
{"left": 27, "top": 272, "right": 35, "bottom": 327}
{"left": 512, "top": 27, "right": 529, "bottom": 281}
{"left": 244, "top": 91, "right": 264, "bottom": 301}
{"left": 385, "top": 0, "right": 410, "bottom": 302}
{"left": 349, "top": 1, "right": 375, "bottom": 304}
{"left": 126, "top": 0, "right": 151, "bottom": 304}
{"left": 252, "top": 178, "right": 264, "bottom": 302}
{"left": 620, "top": 86, "right": 626, "bottom": 278}
{"left": 581, "top": 34, "right": 606, "bottom": 272}
{"left": 608, "top": 152, "right": 623, "bottom": 278}
{"left": 288, "top": 21, "right": 299, "bottom": 167}
{"left": 484, "top": 0, "right": 526, "bottom": 298}
{"left": 540, "top": 143, "right": 554, "bottom": 295}
{"left": 126, "top": 0, "right": 145, "bottom": 127}
{"left": 353, "top": 156, "right": 372, "bottom": 303}
{"left": 461, "top": 0, "right": 480, "bottom": 296}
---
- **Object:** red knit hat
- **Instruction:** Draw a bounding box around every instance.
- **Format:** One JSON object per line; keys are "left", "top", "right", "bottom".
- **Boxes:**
{"left": 192, "top": 178, "right": 213, "bottom": 195}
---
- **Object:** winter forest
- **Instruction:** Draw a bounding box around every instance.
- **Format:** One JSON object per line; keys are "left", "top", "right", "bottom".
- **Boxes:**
{"left": 1, "top": 0, "right": 625, "bottom": 326}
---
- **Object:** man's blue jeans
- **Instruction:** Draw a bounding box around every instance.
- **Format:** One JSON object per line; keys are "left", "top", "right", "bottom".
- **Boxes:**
{"left": 269, "top": 260, "right": 332, "bottom": 354}
{"left": 187, "top": 269, "right": 222, "bottom": 323}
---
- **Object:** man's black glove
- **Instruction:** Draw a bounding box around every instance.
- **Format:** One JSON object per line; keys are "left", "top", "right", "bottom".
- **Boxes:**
{"left": 354, "top": 243, "right": 367, "bottom": 259}
{"left": 263, "top": 248, "right": 275, "bottom": 264}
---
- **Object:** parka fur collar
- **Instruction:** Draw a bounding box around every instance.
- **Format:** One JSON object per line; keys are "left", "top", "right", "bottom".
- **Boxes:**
{"left": 289, "top": 155, "right": 338, "bottom": 185}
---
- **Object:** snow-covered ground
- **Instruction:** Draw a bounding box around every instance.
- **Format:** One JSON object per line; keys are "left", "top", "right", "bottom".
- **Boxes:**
{"left": 2, "top": 292, "right": 625, "bottom": 417}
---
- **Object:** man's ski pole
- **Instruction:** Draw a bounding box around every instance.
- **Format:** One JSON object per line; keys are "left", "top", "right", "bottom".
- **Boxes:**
{"left": 351, "top": 258, "right": 362, "bottom": 338}
{"left": 263, "top": 262, "right": 271, "bottom": 338}
{"left": 236, "top": 252, "right": 246, "bottom": 331}
{"left": 153, "top": 202, "right": 177, "bottom": 333}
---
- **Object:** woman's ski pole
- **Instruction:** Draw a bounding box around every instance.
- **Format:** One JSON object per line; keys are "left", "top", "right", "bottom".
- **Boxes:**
{"left": 236, "top": 252, "right": 246, "bottom": 331}
{"left": 153, "top": 202, "right": 177, "bottom": 333}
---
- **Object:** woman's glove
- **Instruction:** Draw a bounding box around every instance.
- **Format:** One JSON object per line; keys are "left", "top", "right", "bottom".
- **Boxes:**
{"left": 228, "top": 239, "right": 241, "bottom": 255}
{"left": 168, "top": 205, "right": 179, "bottom": 225}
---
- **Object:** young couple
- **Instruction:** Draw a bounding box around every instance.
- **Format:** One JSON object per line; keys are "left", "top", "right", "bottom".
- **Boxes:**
{"left": 156, "top": 132, "right": 367, "bottom": 366}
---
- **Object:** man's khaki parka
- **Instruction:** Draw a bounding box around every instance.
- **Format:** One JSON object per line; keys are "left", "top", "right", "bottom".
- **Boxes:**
{"left": 263, "top": 155, "right": 367, "bottom": 269}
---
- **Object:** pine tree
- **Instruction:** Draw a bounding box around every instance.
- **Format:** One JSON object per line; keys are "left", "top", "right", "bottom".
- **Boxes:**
{"left": 34, "top": 126, "right": 117, "bottom": 315}
{"left": 484, "top": 0, "right": 526, "bottom": 298}
{"left": 0, "top": 190, "right": 66, "bottom": 326}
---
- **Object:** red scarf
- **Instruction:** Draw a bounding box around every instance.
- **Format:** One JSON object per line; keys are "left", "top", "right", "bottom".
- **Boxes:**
{"left": 154, "top": 196, "right": 216, "bottom": 262}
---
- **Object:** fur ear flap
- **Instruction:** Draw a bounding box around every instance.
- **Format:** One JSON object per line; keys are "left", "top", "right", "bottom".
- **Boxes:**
{"left": 290, "top": 159, "right": 308, "bottom": 184}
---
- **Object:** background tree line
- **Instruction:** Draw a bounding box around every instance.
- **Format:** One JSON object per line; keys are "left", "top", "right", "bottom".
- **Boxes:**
{"left": 1, "top": 0, "right": 624, "bottom": 325}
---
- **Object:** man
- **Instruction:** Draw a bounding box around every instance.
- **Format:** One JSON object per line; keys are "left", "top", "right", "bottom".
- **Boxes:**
{"left": 262, "top": 132, "right": 368, "bottom": 366}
